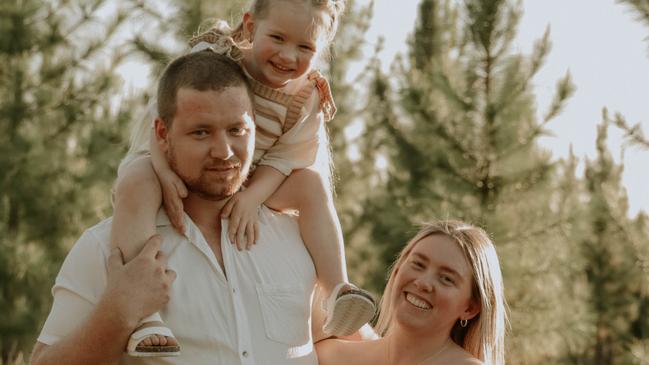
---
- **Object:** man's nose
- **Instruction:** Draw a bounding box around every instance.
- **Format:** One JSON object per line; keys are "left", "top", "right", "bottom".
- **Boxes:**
{"left": 209, "top": 134, "right": 234, "bottom": 160}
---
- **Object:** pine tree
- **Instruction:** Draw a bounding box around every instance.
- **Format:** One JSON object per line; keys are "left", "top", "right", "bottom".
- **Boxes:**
{"left": 350, "top": 0, "right": 582, "bottom": 362}
{"left": 126, "top": 0, "right": 243, "bottom": 75}
{"left": 573, "top": 116, "right": 649, "bottom": 364}
{"left": 611, "top": 1, "right": 649, "bottom": 149}
{"left": 0, "top": 0, "right": 134, "bottom": 359}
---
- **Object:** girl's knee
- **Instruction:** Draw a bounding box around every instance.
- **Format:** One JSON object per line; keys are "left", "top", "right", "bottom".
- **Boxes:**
{"left": 114, "top": 159, "right": 160, "bottom": 202}
{"left": 289, "top": 168, "right": 331, "bottom": 206}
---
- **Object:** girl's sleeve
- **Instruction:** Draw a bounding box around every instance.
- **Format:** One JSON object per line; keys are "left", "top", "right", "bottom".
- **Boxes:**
{"left": 257, "top": 72, "right": 337, "bottom": 176}
{"left": 256, "top": 90, "right": 324, "bottom": 176}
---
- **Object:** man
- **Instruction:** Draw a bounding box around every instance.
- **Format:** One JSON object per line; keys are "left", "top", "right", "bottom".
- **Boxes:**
{"left": 31, "top": 51, "right": 320, "bottom": 364}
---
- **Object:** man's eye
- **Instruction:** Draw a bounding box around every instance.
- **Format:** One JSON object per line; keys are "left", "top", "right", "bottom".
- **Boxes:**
{"left": 230, "top": 127, "right": 247, "bottom": 136}
{"left": 192, "top": 130, "right": 208, "bottom": 137}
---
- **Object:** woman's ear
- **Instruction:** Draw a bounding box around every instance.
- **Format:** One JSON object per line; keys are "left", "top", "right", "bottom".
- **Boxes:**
{"left": 463, "top": 299, "right": 481, "bottom": 321}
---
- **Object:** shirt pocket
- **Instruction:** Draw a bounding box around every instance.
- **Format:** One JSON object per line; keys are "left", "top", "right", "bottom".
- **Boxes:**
{"left": 255, "top": 283, "right": 310, "bottom": 346}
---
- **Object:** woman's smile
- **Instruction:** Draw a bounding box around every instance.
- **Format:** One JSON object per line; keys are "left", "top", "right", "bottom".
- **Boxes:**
{"left": 405, "top": 292, "right": 432, "bottom": 310}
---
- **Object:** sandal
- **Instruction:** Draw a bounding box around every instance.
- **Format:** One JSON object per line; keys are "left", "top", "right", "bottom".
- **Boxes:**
{"left": 322, "top": 283, "right": 376, "bottom": 337}
{"left": 127, "top": 320, "right": 181, "bottom": 357}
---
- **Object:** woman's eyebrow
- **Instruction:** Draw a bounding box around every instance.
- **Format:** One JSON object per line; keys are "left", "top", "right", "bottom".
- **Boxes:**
{"left": 440, "top": 266, "right": 465, "bottom": 282}
{"left": 412, "top": 252, "right": 466, "bottom": 281}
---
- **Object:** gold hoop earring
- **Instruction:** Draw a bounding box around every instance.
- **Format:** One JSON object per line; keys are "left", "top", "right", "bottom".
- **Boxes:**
{"left": 460, "top": 319, "right": 468, "bottom": 327}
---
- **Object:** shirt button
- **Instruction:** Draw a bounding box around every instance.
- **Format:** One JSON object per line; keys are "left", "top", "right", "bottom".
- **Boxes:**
{"left": 242, "top": 351, "right": 249, "bottom": 357}
{"left": 232, "top": 288, "right": 236, "bottom": 294}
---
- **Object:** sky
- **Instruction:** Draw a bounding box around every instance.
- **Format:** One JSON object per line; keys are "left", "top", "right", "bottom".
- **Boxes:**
{"left": 355, "top": 0, "right": 649, "bottom": 217}
{"left": 116, "top": 0, "right": 649, "bottom": 216}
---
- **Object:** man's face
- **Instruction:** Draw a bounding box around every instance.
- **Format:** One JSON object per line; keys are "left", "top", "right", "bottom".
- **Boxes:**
{"left": 157, "top": 86, "right": 255, "bottom": 201}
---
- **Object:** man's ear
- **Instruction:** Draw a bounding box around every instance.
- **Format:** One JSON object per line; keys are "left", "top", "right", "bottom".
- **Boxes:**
{"left": 154, "top": 117, "right": 169, "bottom": 152}
{"left": 243, "top": 12, "right": 255, "bottom": 40}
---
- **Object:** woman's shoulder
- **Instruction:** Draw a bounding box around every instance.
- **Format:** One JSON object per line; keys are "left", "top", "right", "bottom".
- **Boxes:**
{"left": 315, "top": 338, "right": 380, "bottom": 365}
{"left": 430, "top": 343, "right": 484, "bottom": 365}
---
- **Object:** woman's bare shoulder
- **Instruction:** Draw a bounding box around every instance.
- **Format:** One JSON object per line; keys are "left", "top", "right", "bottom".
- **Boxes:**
{"left": 315, "top": 338, "right": 380, "bottom": 365}
{"left": 427, "top": 344, "right": 484, "bottom": 365}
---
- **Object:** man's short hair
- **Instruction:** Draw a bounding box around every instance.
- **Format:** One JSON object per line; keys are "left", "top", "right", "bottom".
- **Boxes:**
{"left": 157, "top": 50, "right": 253, "bottom": 126}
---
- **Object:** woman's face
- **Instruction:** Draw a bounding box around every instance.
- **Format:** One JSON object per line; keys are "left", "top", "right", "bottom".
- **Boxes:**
{"left": 391, "top": 234, "right": 479, "bottom": 335}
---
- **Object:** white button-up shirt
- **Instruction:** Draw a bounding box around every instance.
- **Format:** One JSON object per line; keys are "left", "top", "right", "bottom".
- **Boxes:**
{"left": 38, "top": 206, "right": 318, "bottom": 365}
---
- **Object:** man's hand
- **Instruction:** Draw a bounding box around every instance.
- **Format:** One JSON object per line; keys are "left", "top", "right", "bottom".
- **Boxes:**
{"left": 158, "top": 169, "right": 188, "bottom": 234}
{"left": 31, "top": 235, "right": 177, "bottom": 365}
{"left": 220, "top": 190, "right": 260, "bottom": 250}
{"left": 105, "top": 235, "right": 177, "bottom": 326}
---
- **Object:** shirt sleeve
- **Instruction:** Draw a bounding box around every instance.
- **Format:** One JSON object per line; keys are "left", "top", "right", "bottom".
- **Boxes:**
{"left": 37, "top": 229, "right": 109, "bottom": 344}
{"left": 256, "top": 89, "right": 324, "bottom": 176}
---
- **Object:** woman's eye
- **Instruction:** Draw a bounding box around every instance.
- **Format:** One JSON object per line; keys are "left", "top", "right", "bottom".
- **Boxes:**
{"left": 300, "top": 45, "right": 315, "bottom": 52}
{"left": 270, "top": 34, "right": 282, "bottom": 41}
{"left": 440, "top": 275, "right": 455, "bottom": 285}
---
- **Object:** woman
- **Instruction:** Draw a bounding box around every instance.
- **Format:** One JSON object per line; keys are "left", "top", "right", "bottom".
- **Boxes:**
{"left": 316, "top": 220, "right": 507, "bottom": 364}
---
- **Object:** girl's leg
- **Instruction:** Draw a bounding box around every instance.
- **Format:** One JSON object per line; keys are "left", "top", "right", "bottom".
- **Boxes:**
{"left": 111, "top": 156, "right": 179, "bottom": 355}
{"left": 265, "top": 169, "right": 375, "bottom": 336}
{"left": 264, "top": 168, "right": 347, "bottom": 293}
{"left": 111, "top": 156, "right": 160, "bottom": 261}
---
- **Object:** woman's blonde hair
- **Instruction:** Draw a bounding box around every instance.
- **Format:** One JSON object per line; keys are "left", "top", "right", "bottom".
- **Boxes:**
{"left": 375, "top": 220, "right": 507, "bottom": 365}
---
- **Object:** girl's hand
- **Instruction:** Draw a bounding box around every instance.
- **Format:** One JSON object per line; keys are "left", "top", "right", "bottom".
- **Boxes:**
{"left": 220, "top": 190, "right": 260, "bottom": 250}
{"left": 159, "top": 169, "right": 188, "bottom": 234}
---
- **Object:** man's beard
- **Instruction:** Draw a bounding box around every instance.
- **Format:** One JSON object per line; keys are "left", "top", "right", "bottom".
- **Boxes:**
{"left": 167, "top": 143, "right": 250, "bottom": 201}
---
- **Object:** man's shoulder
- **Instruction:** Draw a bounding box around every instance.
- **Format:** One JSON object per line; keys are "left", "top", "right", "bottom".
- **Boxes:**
{"left": 85, "top": 216, "right": 114, "bottom": 237}
{"left": 73, "top": 217, "right": 113, "bottom": 253}
{"left": 52, "top": 217, "right": 115, "bottom": 304}
{"left": 257, "top": 206, "right": 301, "bottom": 239}
{"left": 63, "top": 216, "right": 113, "bottom": 262}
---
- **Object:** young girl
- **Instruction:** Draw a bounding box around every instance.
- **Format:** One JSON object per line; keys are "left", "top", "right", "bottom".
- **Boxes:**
{"left": 112, "top": 0, "right": 376, "bottom": 357}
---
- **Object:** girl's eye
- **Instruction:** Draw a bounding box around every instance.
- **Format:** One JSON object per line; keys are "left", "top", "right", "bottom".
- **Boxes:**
{"left": 410, "top": 260, "right": 424, "bottom": 270}
{"left": 270, "top": 34, "right": 283, "bottom": 41}
{"left": 300, "top": 45, "right": 315, "bottom": 52}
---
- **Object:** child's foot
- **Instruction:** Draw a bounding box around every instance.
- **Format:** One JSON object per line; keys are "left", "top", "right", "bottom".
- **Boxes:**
{"left": 127, "top": 321, "right": 181, "bottom": 357}
{"left": 322, "top": 283, "right": 376, "bottom": 337}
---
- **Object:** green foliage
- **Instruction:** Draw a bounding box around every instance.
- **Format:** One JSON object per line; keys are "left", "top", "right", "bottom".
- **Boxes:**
{"left": 0, "top": 0, "right": 134, "bottom": 359}
{"left": 569, "top": 117, "right": 649, "bottom": 364}
{"left": 126, "top": 0, "right": 243, "bottom": 75}
{"left": 613, "top": 1, "right": 649, "bottom": 150}
{"left": 2, "top": 1, "right": 648, "bottom": 364}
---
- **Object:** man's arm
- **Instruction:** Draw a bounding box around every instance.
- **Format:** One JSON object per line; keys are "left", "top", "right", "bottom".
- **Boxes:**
{"left": 31, "top": 292, "right": 137, "bottom": 365}
{"left": 32, "top": 236, "right": 175, "bottom": 365}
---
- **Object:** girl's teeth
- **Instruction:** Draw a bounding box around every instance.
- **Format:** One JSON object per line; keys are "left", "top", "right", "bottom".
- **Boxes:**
{"left": 272, "top": 63, "right": 290, "bottom": 71}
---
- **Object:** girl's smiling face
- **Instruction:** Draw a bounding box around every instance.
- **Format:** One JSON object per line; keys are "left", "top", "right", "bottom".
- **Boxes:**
{"left": 243, "top": 1, "right": 325, "bottom": 88}
{"left": 391, "top": 234, "right": 480, "bottom": 335}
